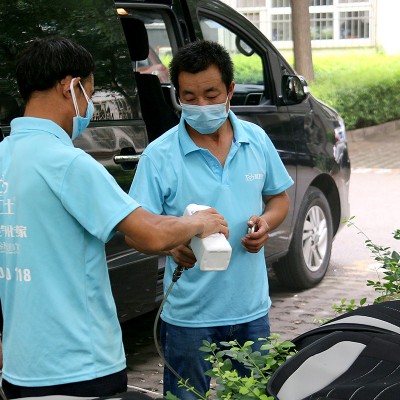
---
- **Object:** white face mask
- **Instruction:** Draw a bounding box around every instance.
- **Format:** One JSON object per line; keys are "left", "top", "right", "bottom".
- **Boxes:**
{"left": 70, "top": 78, "right": 94, "bottom": 140}
{"left": 180, "top": 96, "right": 230, "bottom": 134}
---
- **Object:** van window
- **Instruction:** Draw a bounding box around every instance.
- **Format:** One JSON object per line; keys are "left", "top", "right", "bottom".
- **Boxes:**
{"left": 0, "top": 0, "right": 139, "bottom": 127}
{"left": 139, "top": 16, "right": 172, "bottom": 84}
{"left": 119, "top": 8, "right": 180, "bottom": 141}
{"left": 199, "top": 16, "right": 269, "bottom": 106}
{"left": 123, "top": 9, "right": 176, "bottom": 85}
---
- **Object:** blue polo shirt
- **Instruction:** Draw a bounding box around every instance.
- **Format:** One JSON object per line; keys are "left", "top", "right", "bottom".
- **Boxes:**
{"left": 129, "top": 111, "right": 293, "bottom": 327}
{"left": 0, "top": 117, "right": 139, "bottom": 386}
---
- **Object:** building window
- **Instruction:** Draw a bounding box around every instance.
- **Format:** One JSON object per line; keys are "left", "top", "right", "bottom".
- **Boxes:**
{"left": 340, "top": 10, "right": 369, "bottom": 39}
{"left": 271, "top": 13, "right": 291, "bottom": 41}
{"left": 272, "top": 0, "right": 290, "bottom": 8}
{"left": 310, "top": 12, "right": 333, "bottom": 39}
{"left": 243, "top": 12, "right": 261, "bottom": 29}
{"left": 238, "top": 0, "right": 265, "bottom": 6}
{"left": 309, "top": 0, "right": 333, "bottom": 5}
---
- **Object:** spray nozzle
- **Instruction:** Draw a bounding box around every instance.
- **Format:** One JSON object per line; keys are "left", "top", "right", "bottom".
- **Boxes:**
{"left": 172, "top": 265, "right": 187, "bottom": 282}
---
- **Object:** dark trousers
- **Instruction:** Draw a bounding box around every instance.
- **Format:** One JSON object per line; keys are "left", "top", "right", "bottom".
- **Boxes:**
{"left": 2, "top": 369, "right": 127, "bottom": 399}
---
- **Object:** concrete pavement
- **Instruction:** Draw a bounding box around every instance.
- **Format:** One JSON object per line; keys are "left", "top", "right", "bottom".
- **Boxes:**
{"left": 346, "top": 119, "right": 400, "bottom": 170}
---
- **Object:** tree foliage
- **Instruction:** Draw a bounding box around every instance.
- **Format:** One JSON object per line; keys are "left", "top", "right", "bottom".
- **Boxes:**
{"left": 0, "top": 0, "right": 133, "bottom": 102}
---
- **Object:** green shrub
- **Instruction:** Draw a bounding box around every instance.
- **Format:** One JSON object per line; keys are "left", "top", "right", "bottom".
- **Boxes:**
{"left": 310, "top": 51, "right": 400, "bottom": 130}
{"left": 233, "top": 49, "right": 400, "bottom": 131}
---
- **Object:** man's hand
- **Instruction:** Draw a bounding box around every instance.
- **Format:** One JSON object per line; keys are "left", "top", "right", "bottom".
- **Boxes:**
{"left": 241, "top": 215, "right": 270, "bottom": 253}
{"left": 192, "top": 208, "right": 229, "bottom": 239}
{"left": 169, "top": 244, "right": 197, "bottom": 268}
{"left": 241, "top": 191, "right": 289, "bottom": 254}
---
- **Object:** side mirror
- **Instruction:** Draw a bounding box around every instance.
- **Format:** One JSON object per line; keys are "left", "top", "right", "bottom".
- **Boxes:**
{"left": 281, "top": 75, "right": 310, "bottom": 105}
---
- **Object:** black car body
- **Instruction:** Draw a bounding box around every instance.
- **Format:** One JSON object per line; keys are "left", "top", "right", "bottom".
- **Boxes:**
{"left": 0, "top": 0, "right": 350, "bottom": 321}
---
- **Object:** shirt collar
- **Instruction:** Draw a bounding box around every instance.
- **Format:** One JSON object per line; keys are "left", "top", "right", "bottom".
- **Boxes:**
{"left": 178, "top": 117, "right": 198, "bottom": 155}
{"left": 228, "top": 111, "right": 250, "bottom": 144}
{"left": 10, "top": 117, "right": 73, "bottom": 146}
{"left": 178, "top": 110, "right": 249, "bottom": 156}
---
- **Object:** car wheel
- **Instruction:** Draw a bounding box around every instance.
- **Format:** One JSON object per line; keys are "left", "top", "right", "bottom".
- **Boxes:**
{"left": 273, "top": 186, "right": 333, "bottom": 289}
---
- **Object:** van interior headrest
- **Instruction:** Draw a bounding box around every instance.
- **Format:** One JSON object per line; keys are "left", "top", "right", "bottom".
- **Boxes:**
{"left": 120, "top": 17, "right": 149, "bottom": 62}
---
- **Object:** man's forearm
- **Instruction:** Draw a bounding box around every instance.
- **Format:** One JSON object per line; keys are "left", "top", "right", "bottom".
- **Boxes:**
{"left": 261, "top": 192, "right": 290, "bottom": 231}
{"left": 120, "top": 207, "right": 228, "bottom": 254}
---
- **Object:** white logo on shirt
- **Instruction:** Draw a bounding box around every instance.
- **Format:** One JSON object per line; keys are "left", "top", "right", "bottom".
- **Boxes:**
{"left": 0, "top": 178, "right": 14, "bottom": 215}
{"left": 245, "top": 173, "right": 264, "bottom": 182}
{"left": 0, "top": 177, "right": 29, "bottom": 256}
{"left": 0, "top": 177, "right": 8, "bottom": 196}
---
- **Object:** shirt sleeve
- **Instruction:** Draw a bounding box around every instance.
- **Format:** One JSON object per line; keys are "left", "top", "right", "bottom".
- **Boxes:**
{"left": 60, "top": 153, "right": 140, "bottom": 242}
{"left": 128, "top": 153, "right": 165, "bottom": 215}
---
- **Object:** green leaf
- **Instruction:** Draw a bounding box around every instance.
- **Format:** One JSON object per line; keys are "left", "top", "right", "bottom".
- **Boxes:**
{"left": 260, "top": 395, "right": 274, "bottom": 400}
{"left": 239, "top": 386, "right": 250, "bottom": 395}
{"left": 164, "top": 391, "right": 181, "bottom": 400}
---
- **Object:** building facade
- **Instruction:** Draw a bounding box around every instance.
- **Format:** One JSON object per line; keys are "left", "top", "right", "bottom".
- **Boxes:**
{"left": 221, "top": 0, "right": 400, "bottom": 54}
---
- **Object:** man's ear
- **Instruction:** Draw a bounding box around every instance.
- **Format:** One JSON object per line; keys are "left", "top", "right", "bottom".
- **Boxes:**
{"left": 60, "top": 76, "right": 80, "bottom": 98}
{"left": 228, "top": 81, "right": 235, "bottom": 100}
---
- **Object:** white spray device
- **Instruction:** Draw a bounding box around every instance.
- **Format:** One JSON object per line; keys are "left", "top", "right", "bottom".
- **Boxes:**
{"left": 184, "top": 204, "right": 232, "bottom": 271}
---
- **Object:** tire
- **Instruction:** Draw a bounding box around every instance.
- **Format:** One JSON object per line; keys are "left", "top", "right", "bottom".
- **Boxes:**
{"left": 273, "top": 186, "right": 333, "bottom": 289}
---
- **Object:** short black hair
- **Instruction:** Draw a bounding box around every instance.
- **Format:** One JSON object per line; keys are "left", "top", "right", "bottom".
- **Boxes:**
{"left": 169, "top": 40, "right": 234, "bottom": 95}
{"left": 16, "top": 36, "right": 95, "bottom": 102}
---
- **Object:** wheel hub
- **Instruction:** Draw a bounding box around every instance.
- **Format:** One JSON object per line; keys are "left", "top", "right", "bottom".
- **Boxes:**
{"left": 302, "top": 205, "right": 328, "bottom": 272}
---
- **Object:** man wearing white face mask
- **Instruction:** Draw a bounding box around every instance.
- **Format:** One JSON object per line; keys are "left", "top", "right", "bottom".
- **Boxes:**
{"left": 129, "top": 40, "right": 294, "bottom": 399}
{"left": 70, "top": 77, "right": 95, "bottom": 140}
{"left": 0, "top": 37, "right": 229, "bottom": 399}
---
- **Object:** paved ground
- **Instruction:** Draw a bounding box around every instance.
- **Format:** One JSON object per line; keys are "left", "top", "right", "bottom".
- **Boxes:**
{"left": 346, "top": 119, "right": 400, "bottom": 170}
{"left": 124, "top": 119, "right": 400, "bottom": 398}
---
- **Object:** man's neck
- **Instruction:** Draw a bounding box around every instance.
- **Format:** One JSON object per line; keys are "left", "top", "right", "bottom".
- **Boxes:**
{"left": 23, "top": 93, "right": 72, "bottom": 136}
{"left": 187, "top": 119, "right": 234, "bottom": 167}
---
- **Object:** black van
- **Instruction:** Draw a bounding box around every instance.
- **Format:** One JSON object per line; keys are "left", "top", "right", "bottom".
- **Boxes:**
{"left": 0, "top": 0, "right": 350, "bottom": 321}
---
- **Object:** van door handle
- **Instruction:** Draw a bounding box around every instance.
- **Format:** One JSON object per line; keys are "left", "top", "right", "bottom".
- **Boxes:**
{"left": 113, "top": 155, "right": 141, "bottom": 164}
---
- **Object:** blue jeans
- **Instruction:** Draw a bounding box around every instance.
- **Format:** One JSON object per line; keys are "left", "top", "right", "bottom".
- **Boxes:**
{"left": 160, "top": 314, "right": 270, "bottom": 400}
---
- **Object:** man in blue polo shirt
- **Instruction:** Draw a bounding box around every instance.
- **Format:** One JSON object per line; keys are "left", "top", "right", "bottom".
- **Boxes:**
{"left": 129, "top": 40, "right": 294, "bottom": 399}
{"left": 0, "top": 37, "right": 228, "bottom": 399}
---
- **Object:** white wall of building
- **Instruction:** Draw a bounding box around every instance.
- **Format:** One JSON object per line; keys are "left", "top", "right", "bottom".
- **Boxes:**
{"left": 376, "top": 0, "right": 400, "bottom": 55}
